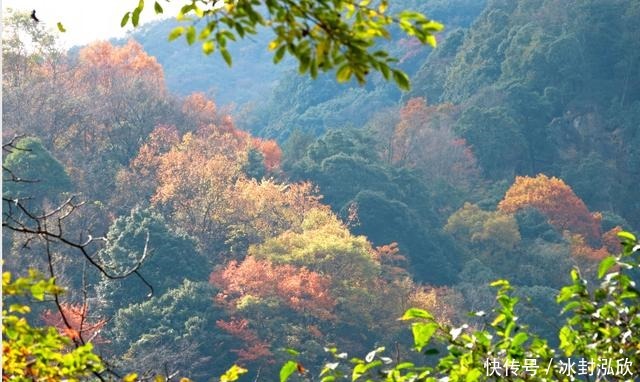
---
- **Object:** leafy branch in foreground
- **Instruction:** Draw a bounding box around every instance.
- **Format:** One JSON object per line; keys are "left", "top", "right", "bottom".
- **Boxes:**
{"left": 123, "top": 0, "right": 443, "bottom": 90}
{"left": 278, "top": 230, "right": 639, "bottom": 381}
{"left": 2, "top": 270, "right": 104, "bottom": 380}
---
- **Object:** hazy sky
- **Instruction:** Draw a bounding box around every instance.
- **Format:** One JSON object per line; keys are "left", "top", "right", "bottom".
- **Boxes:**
{"left": 3, "top": 0, "right": 181, "bottom": 48}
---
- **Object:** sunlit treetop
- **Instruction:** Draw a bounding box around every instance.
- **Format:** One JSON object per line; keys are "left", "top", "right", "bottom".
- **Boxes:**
{"left": 122, "top": 0, "right": 444, "bottom": 90}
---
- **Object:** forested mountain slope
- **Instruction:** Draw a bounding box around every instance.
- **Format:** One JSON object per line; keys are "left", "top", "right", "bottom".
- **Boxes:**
{"left": 3, "top": 0, "right": 640, "bottom": 380}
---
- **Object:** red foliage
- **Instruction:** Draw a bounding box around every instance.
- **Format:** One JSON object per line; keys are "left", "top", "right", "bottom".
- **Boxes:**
{"left": 211, "top": 257, "right": 335, "bottom": 320}
{"left": 498, "top": 174, "right": 602, "bottom": 242}
{"left": 41, "top": 303, "right": 107, "bottom": 343}
{"left": 251, "top": 139, "right": 282, "bottom": 171}
{"left": 215, "top": 319, "right": 273, "bottom": 362}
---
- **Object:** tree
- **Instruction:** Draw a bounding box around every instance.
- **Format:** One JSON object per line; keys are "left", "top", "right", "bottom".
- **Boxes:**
{"left": 389, "top": 98, "right": 480, "bottom": 191}
{"left": 3, "top": 137, "right": 72, "bottom": 209}
{"left": 95, "top": 207, "right": 206, "bottom": 313}
{"left": 122, "top": 0, "right": 445, "bottom": 89}
{"left": 498, "top": 174, "right": 602, "bottom": 243}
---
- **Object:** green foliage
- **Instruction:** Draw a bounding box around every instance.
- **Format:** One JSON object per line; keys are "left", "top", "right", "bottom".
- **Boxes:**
{"left": 2, "top": 270, "right": 103, "bottom": 380}
{"left": 106, "top": 280, "right": 228, "bottom": 380}
{"left": 289, "top": 129, "right": 459, "bottom": 284}
{"left": 96, "top": 207, "right": 205, "bottom": 312}
{"left": 242, "top": 148, "right": 266, "bottom": 180}
{"left": 124, "top": 0, "right": 444, "bottom": 89}
{"left": 3, "top": 137, "right": 72, "bottom": 206}
{"left": 445, "top": 203, "right": 521, "bottom": 252}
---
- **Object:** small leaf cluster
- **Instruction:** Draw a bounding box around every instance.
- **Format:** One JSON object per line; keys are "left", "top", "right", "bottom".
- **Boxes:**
{"left": 2, "top": 271, "right": 103, "bottom": 381}
{"left": 122, "top": 0, "right": 443, "bottom": 90}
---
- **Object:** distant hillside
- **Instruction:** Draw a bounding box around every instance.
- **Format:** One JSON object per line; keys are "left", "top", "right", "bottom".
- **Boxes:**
{"left": 117, "top": 19, "right": 294, "bottom": 106}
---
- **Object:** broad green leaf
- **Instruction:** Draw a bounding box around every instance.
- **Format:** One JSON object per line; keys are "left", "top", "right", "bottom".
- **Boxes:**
{"left": 154, "top": 1, "right": 163, "bottom": 14}
{"left": 392, "top": 70, "right": 410, "bottom": 91}
{"left": 274, "top": 45, "right": 286, "bottom": 64}
{"left": 220, "top": 365, "right": 248, "bottom": 382}
{"left": 411, "top": 322, "right": 438, "bottom": 351}
{"left": 617, "top": 231, "right": 636, "bottom": 242}
{"left": 280, "top": 360, "right": 297, "bottom": 382}
{"left": 186, "top": 26, "right": 196, "bottom": 45}
{"left": 400, "top": 308, "right": 434, "bottom": 321}
{"left": 598, "top": 256, "right": 617, "bottom": 278}
{"left": 169, "top": 27, "right": 185, "bottom": 41}
{"left": 132, "top": 5, "right": 142, "bottom": 27}
{"left": 336, "top": 64, "right": 352, "bottom": 82}
{"left": 121, "top": 12, "right": 131, "bottom": 27}
{"left": 221, "top": 48, "right": 232, "bottom": 66}
{"left": 511, "top": 332, "right": 528, "bottom": 347}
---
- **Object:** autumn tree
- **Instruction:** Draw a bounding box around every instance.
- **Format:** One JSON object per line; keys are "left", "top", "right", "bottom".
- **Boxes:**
{"left": 145, "top": 125, "right": 306, "bottom": 255}
{"left": 211, "top": 256, "right": 336, "bottom": 364}
{"left": 498, "top": 174, "right": 602, "bottom": 243}
{"left": 388, "top": 97, "right": 480, "bottom": 191}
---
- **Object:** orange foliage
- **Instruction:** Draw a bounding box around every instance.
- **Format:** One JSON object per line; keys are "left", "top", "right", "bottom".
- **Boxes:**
{"left": 568, "top": 233, "right": 610, "bottom": 262}
{"left": 144, "top": 126, "right": 309, "bottom": 251}
{"left": 182, "top": 92, "right": 217, "bottom": 126}
{"left": 211, "top": 257, "right": 336, "bottom": 319}
{"left": 41, "top": 303, "right": 107, "bottom": 343}
{"left": 76, "top": 40, "right": 165, "bottom": 91}
{"left": 391, "top": 98, "right": 479, "bottom": 189}
{"left": 498, "top": 174, "right": 602, "bottom": 242}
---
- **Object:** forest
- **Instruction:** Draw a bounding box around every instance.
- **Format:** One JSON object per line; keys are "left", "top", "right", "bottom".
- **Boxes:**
{"left": 2, "top": 0, "right": 640, "bottom": 381}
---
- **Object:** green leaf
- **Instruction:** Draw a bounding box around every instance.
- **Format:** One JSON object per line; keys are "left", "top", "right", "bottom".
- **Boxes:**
{"left": 284, "top": 348, "right": 300, "bottom": 356}
{"left": 154, "top": 1, "right": 163, "bottom": 14}
{"left": 186, "top": 26, "right": 196, "bottom": 45}
{"left": 411, "top": 322, "right": 438, "bottom": 351}
{"left": 617, "top": 231, "right": 636, "bottom": 243}
{"left": 30, "top": 283, "right": 45, "bottom": 300}
{"left": 274, "top": 45, "right": 286, "bottom": 64}
{"left": 280, "top": 360, "right": 297, "bottom": 382}
{"left": 336, "top": 64, "right": 353, "bottom": 83}
{"left": 511, "top": 332, "right": 528, "bottom": 347}
{"left": 598, "top": 256, "right": 617, "bottom": 278}
{"left": 121, "top": 12, "right": 131, "bottom": 27}
{"left": 132, "top": 0, "right": 144, "bottom": 27}
{"left": 169, "top": 27, "right": 185, "bottom": 41}
{"left": 400, "top": 308, "right": 434, "bottom": 321}
{"left": 392, "top": 70, "right": 410, "bottom": 91}
{"left": 56, "top": 22, "right": 66, "bottom": 32}
{"left": 221, "top": 49, "right": 232, "bottom": 66}
{"left": 132, "top": 8, "right": 142, "bottom": 27}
